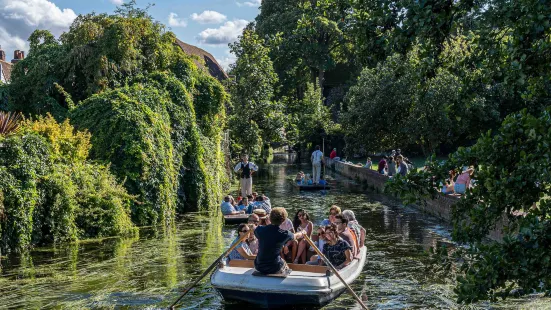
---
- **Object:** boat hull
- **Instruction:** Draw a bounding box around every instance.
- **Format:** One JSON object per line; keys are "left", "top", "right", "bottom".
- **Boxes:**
{"left": 212, "top": 247, "right": 367, "bottom": 308}
{"left": 216, "top": 287, "right": 345, "bottom": 308}
{"left": 224, "top": 214, "right": 249, "bottom": 224}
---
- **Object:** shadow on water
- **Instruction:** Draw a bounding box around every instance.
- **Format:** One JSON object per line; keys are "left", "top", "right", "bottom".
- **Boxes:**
{"left": 0, "top": 153, "right": 549, "bottom": 309}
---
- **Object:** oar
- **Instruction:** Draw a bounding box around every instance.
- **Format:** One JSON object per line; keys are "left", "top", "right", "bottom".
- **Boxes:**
{"left": 169, "top": 232, "right": 250, "bottom": 309}
{"left": 303, "top": 234, "right": 369, "bottom": 310}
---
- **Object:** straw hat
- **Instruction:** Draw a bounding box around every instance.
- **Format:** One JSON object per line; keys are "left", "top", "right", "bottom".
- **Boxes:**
{"left": 253, "top": 209, "right": 267, "bottom": 218}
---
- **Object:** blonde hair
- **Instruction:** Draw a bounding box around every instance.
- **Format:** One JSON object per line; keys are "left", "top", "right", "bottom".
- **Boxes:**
{"left": 270, "top": 207, "right": 288, "bottom": 226}
{"left": 329, "top": 205, "right": 341, "bottom": 214}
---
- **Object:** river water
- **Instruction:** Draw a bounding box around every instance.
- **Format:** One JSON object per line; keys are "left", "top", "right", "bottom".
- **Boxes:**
{"left": 0, "top": 154, "right": 548, "bottom": 309}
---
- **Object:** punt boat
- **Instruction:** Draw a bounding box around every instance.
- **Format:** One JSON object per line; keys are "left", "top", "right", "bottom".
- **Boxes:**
{"left": 223, "top": 214, "right": 249, "bottom": 224}
{"left": 291, "top": 181, "right": 331, "bottom": 190}
{"left": 211, "top": 246, "right": 367, "bottom": 308}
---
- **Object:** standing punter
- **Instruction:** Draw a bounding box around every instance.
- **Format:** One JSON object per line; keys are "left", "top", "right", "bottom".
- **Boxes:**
{"left": 311, "top": 145, "right": 324, "bottom": 184}
{"left": 234, "top": 154, "right": 259, "bottom": 197}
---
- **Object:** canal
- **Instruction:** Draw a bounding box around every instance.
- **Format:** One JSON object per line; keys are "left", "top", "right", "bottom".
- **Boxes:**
{"left": 0, "top": 153, "right": 547, "bottom": 309}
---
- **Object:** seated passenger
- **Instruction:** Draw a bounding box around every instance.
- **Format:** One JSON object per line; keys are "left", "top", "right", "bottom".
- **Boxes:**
{"left": 245, "top": 195, "right": 255, "bottom": 214}
{"left": 321, "top": 205, "right": 341, "bottom": 226}
{"left": 335, "top": 214, "right": 359, "bottom": 258}
{"left": 228, "top": 223, "right": 256, "bottom": 260}
{"left": 221, "top": 196, "right": 242, "bottom": 215}
{"left": 279, "top": 216, "right": 297, "bottom": 262}
{"left": 247, "top": 215, "right": 260, "bottom": 254}
{"left": 319, "top": 177, "right": 328, "bottom": 186}
{"left": 307, "top": 224, "right": 352, "bottom": 270}
{"left": 342, "top": 210, "right": 366, "bottom": 248}
{"left": 254, "top": 207, "right": 304, "bottom": 275}
{"left": 293, "top": 209, "right": 313, "bottom": 264}
{"left": 252, "top": 195, "right": 272, "bottom": 214}
{"left": 238, "top": 196, "right": 253, "bottom": 213}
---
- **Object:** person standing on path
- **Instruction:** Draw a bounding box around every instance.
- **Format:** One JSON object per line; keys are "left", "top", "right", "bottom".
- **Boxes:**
{"left": 311, "top": 145, "right": 324, "bottom": 184}
{"left": 234, "top": 155, "right": 258, "bottom": 197}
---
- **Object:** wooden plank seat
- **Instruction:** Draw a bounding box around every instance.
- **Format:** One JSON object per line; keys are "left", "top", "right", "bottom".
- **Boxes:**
{"left": 228, "top": 259, "right": 329, "bottom": 274}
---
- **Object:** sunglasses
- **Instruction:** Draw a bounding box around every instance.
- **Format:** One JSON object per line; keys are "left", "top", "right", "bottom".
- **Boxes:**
{"left": 330, "top": 212, "right": 338, "bottom": 216}
{"left": 335, "top": 221, "right": 343, "bottom": 224}
{"left": 240, "top": 229, "right": 250, "bottom": 233}
{"left": 298, "top": 214, "right": 304, "bottom": 217}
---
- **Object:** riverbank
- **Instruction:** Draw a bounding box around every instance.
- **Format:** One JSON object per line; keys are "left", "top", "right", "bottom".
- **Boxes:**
{"left": 325, "top": 157, "right": 506, "bottom": 241}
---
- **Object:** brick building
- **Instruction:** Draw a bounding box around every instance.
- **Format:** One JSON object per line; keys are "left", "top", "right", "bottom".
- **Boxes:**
{"left": 0, "top": 46, "right": 25, "bottom": 83}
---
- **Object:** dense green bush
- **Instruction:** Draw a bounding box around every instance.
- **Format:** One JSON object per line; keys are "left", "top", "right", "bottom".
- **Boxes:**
{"left": 0, "top": 116, "right": 136, "bottom": 252}
{"left": 71, "top": 72, "right": 226, "bottom": 223}
{"left": 386, "top": 109, "right": 551, "bottom": 302}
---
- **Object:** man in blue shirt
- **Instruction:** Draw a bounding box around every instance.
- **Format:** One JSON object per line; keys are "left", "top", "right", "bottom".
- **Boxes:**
{"left": 254, "top": 207, "right": 304, "bottom": 275}
{"left": 220, "top": 196, "right": 242, "bottom": 215}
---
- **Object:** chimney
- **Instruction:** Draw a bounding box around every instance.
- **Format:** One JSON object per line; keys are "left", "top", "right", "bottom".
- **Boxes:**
{"left": 0, "top": 45, "right": 5, "bottom": 62}
{"left": 11, "top": 50, "right": 24, "bottom": 64}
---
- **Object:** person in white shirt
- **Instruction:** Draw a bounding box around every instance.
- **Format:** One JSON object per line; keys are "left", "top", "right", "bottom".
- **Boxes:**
{"left": 311, "top": 145, "right": 324, "bottom": 184}
{"left": 234, "top": 155, "right": 259, "bottom": 197}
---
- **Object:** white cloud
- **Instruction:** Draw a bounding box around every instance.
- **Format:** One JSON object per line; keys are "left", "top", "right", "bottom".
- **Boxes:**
{"left": 110, "top": 0, "right": 124, "bottom": 5}
{"left": 168, "top": 12, "right": 187, "bottom": 27}
{"left": 236, "top": 0, "right": 261, "bottom": 7}
{"left": 197, "top": 20, "right": 248, "bottom": 46}
{"left": 190, "top": 10, "right": 226, "bottom": 24}
{"left": 0, "top": 0, "right": 76, "bottom": 61}
{"left": 217, "top": 50, "right": 236, "bottom": 71}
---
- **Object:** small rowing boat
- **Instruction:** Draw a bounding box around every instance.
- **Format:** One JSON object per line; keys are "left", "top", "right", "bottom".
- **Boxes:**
{"left": 223, "top": 214, "right": 249, "bottom": 224}
{"left": 211, "top": 246, "right": 367, "bottom": 308}
{"left": 291, "top": 181, "right": 331, "bottom": 190}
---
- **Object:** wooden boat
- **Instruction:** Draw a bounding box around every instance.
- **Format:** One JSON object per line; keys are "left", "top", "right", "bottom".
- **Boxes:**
{"left": 211, "top": 246, "right": 367, "bottom": 308}
{"left": 291, "top": 181, "right": 331, "bottom": 190}
{"left": 223, "top": 214, "right": 249, "bottom": 224}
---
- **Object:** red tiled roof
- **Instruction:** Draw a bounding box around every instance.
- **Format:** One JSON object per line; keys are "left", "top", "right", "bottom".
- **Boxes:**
{"left": 175, "top": 39, "right": 228, "bottom": 81}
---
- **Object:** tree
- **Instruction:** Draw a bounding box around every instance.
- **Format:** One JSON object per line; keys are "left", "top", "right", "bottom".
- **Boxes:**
{"left": 386, "top": 108, "right": 551, "bottom": 303}
{"left": 229, "top": 25, "right": 284, "bottom": 157}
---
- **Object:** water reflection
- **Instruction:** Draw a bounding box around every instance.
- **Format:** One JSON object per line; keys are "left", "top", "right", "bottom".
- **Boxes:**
{"left": 0, "top": 154, "right": 547, "bottom": 309}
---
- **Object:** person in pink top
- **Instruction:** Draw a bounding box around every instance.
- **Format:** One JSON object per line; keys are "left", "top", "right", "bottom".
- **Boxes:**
{"left": 454, "top": 167, "right": 474, "bottom": 194}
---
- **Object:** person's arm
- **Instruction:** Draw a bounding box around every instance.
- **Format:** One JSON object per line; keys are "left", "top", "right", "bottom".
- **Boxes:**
{"left": 237, "top": 246, "right": 256, "bottom": 260}
{"left": 306, "top": 222, "right": 313, "bottom": 238}
{"left": 234, "top": 162, "right": 242, "bottom": 173}
{"left": 250, "top": 162, "right": 259, "bottom": 171}
{"left": 336, "top": 249, "right": 352, "bottom": 269}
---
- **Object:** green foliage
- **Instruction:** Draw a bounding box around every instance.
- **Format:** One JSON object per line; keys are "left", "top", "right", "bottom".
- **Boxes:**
{"left": 229, "top": 26, "right": 283, "bottom": 157}
{"left": 386, "top": 109, "right": 551, "bottom": 302}
{"left": 0, "top": 115, "right": 136, "bottom": 252}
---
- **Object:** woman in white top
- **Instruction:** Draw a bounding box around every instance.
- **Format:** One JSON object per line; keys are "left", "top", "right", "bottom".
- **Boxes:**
{"left": 292, "top": 209, "right": 314, "bottom": 264}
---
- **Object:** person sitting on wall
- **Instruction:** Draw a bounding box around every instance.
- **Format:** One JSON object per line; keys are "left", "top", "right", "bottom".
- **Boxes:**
{"left": 254, "top": 207, "right": 304, "bottom": 275}
{"left": 221, "top": 195, "right": 243, "bottom": 215}
{"left": 330, "top": 148, "right": 341, "bottom": 161}
{"left": 228, "top": 223, "right": 256, "bottom": 260}
{"left": 441, "top": 170, "right": 456, "bottom": 194}
{"left": 396, "top": 155, "right": 409, "bottom": 176}
{"left": 378, "top": 156, "right": 388, "bottom": 174}
{"left": 454, "top": 167, "right": 474, "bottom": 194}
{"left": 364, "top": 157, "right": 373, "bottom": 169}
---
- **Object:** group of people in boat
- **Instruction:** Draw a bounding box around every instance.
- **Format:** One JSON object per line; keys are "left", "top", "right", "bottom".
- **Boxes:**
{"left": 228, "top": 203, "right": 366, "bottom": 275}
{"left": 221, "top": 192, "right": 272, "bottom": 215}
{"left": 294, "top": 171, "right": 328, "bottom": 186}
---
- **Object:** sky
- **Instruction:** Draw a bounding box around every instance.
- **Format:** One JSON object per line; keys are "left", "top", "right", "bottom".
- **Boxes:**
{"left": 0, "top": 0, "right": 262, "bottom": 70}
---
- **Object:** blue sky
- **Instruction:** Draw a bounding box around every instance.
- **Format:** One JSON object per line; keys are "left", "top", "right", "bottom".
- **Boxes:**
{"left": 0, "top": 0, "right": 262, "bottom": 69}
